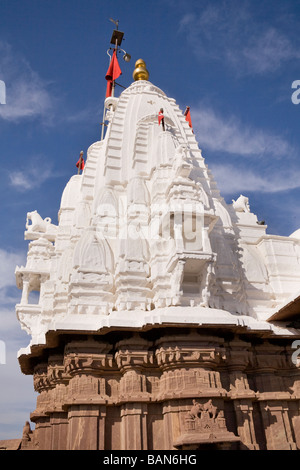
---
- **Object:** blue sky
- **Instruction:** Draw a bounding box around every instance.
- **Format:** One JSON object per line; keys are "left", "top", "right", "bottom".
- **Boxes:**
{"left": 0, "top": 0, "right": 300, "bottom": 439}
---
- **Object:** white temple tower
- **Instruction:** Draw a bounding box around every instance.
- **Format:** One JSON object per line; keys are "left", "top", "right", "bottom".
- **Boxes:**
{"left": 12, "top": 56, "right": 300, "bottom": 450}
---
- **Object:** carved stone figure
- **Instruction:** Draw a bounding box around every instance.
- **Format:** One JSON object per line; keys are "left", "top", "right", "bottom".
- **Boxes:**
{"left": 202, "top": 399, "right": 218, "bottom": 419}
{"left": 173, "top": 144, "right": 193, "bottom": 178}
{"left": 187, "top": 399, "right": 218, "bottom": 421}
{"left": 188, "top": 400, "right": 203, "bottom": 419}
{"left": 232, "top": 195, "right": 250, "bottom": 213}
{"left": 25, "top": 210, "right": 57, "bottom": 236}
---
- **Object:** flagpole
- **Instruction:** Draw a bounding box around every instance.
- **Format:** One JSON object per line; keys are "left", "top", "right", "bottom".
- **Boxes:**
{"left": 101, "top": 49, "right": 112, "bottom": 141}
{"left": 100, "top": 100, "right": 107, "bottom": 141}
{"left": 76, "top": 151, "right": 84, "bottom": 174}
{"left": 101, "top": 38, "right": 118, "bottom": 140}
{"left": 101, "top": 20, "right": 131, "bottom": 140}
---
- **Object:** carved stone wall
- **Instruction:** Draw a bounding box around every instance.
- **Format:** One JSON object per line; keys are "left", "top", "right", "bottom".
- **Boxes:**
{"left": 18, "top": 327, "right": 300, "bottom": 450}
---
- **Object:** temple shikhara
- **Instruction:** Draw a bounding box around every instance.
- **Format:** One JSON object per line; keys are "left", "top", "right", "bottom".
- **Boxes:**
{"left": 5, "top": 29, "right": 300, "bottom": 450}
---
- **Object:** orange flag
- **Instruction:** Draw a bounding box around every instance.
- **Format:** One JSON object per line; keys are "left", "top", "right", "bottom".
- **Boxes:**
{"left": 105, "top": 50, "right": 122, "bottom": 98}
{"left": 158, "top": 109, "right": 164, "bottom": 125}
{"left": 184, "top": 106, "right": 193, "bottom": 132}
{"left": 76, "top": 158, "right": 84, "bottom": 170}
{"left": 76, "top": 152, "right": 85, "bottom": 171}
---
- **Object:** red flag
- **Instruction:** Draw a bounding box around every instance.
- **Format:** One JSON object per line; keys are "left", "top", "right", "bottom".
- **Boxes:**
{"left": 158, "top": 108, "right": 165, "bottom": 131}
{"left": 158, "top": 110, "right": 164, "bottom": 125}
{"left": 184, "top": 106, "right": 193, "bottom": 132}
{"left": 105, "top": 50, "right": 122, "bottom": 98}
{"left": 76, "top": 157, "right": 84, "bottom": 170}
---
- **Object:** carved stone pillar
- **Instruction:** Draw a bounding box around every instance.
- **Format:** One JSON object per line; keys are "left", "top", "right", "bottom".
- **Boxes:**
{"left": 162, "top": 401, "right": 180, "bottom": 450}
{"left": 227, "top": 338, "right": 258, "bottom": 450}
{"left": 155, "top": 331, "right": 226, "bottom": 399}
{"left": 259, "top": 402, "right": 297, "bottom": 450}
{"left": 255, "top": 342, "right": 297, "bottom": 450}
{"left": 20, "top": 274, "right": 30, "bottom": 305}
{"left": 120, "top": 403, "right": 148, "bottom": 450}
{"left": 49, "top": 412, "right": 68, "bottom": 450}
{"left": 33, "top": 415, "right": 51, "bottom": 450}
{"left": 232, "top": 400, "right": 258, "bottom": 450}
{"left": 63, "top": 338, "right": 114, "bottom": 450}
{"left": 31, "top": 362, "right": 54, "bottom": 449}
{"left": 98, "top": 405, "right": 107, "bottom": 450}
{"left": 39, "top": 273, "right": 49, "bottom": 306}
{"left": 287, "top": 363, "right": 300, "bottom": 450}
{"left": 45, "top": 354, "right": 69, "bottom": 449}
{"left": 67, "top": 405, "right": 99, "bottom": 450}
{"left": 115, "top": 334, "right": 153, "bottom": 450}
{"left": 155, "top": 331, "right": 226, "bottom": 448}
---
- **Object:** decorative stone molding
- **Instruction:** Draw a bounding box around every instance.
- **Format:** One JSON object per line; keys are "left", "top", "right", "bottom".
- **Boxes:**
{"left": 64, "top": 339, "right": 114, "bottom": 376}
{"left": 12, "top": 329, "right": 300, "bottom": 450}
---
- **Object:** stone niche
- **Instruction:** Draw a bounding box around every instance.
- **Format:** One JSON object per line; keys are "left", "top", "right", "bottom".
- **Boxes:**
{"left": 17, "top": 327, "right": 300, "bottom": 451}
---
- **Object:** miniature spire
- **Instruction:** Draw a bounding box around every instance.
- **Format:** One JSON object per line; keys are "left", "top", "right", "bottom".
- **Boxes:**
{"left": 133, "top": 59, "right": 149, "bottom": 81}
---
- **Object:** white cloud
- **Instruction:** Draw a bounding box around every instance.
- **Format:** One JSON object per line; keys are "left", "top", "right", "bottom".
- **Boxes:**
{"left": 0, "top": 41, "right": 97, "bottom": 127}
{"left": 9, "top": 167, "right": 53, "bottom": 191}
{"left": 0, "top": 249, "right": 25, "bottom": 292}
{"left": 0, "top": 42, "right": 54, "bottom": 122}
{"left": 8, "top": 156, "right": 56, "bottom": 191}
{"left": 242, "top": 27, "right": 297, "bottom": 74}
{"left": 0, "top": 248, "right": 36, "bottom": 440}
{"left": 179, "top": 4, "right": 300, "bottom": 75}
{"left": 192, "top": 105, "right": 293, "bottom": 158}
{"left": 210, "top": 163, "right": 300, "bottom": 195}
{"left": 64, "top": 103, "right": 100, "bottom": 124}
{"left": 0, "top": 249, "right": 24, "bottom": 343}
{"left": 0, "top": 341, "right": 36, "bottom": 439}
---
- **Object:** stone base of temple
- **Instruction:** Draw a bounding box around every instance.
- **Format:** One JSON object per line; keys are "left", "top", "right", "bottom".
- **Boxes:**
{"left": 12, "top": 325, "right": 300, "bottom": 450}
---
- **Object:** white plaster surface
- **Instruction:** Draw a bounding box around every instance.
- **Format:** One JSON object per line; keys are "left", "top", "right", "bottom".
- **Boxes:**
{"left": 15, "top": 79, "right": 300, "bottom": 355}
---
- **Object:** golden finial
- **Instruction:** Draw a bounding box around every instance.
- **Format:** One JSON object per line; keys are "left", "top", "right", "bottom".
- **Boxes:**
{"left": 133, "top": 59, "right": 149, "bottom": 81}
